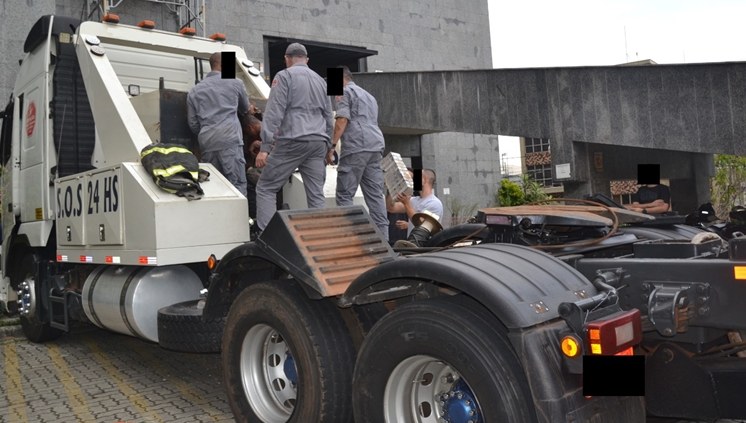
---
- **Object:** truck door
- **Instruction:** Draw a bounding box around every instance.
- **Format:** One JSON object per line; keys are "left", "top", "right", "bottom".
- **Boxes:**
{"left": 18, "top": 81, "right": 48, "bottom": 224}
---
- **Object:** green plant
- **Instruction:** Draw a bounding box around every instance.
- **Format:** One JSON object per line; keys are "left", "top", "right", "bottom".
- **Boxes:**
{"left": 710, "top": 154, "right": 746, "bottom": 219}
{"left": 521, "top": 173, "right": 549, "bottom": 204}
{"left": 495, "top": 174, "right": 549, "bottom": 206}
{"left": 496, "top": 179, "right": 524, "bottom": 206}
{"left": 447, "top": 197, "right": 480, "bottom": 225}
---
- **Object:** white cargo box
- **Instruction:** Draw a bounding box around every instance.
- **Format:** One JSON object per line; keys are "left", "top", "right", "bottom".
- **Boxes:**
{"left": 55, "top": 162, "right": 249, "bottom": 266}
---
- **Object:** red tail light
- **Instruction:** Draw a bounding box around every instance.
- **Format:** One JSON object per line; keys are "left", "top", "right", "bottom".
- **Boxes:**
{"left": 585, "top": 309, "right": 642, "bottom": 355}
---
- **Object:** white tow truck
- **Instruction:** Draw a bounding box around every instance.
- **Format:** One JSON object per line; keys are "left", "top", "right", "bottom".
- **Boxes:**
{"left": 0, "top": 14, "right": 265, "bottom": 342}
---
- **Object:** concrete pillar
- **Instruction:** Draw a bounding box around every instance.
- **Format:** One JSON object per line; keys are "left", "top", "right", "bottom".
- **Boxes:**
{"left": 693, "top": 153, "right": 714, "bottom": 206}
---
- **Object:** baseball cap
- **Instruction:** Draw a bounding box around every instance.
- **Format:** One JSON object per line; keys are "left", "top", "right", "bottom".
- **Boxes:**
{"left": 285, "top": 43, "right": 308, "bottom": 57}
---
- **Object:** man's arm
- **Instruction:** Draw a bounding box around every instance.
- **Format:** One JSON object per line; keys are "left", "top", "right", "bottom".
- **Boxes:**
{"left": 326, "top": 117, "right": 348, "bottom": 165}
{"left": 386, "top": 193, "right": 406, "bottom": 214}
{"left": 333, "top": 89, "right": 352, "bottom": 145}
{"left": 635, "top": 199, "right": 669, "bottom": 214}
{"left": 627, "top": 186, "right": 670, "bottom": 214}
{"left": 391, "top": 193, "right": 416, "bottom": 219}
{"left": 327, "top": 89, "right": 350, "bottom": 164}
{"left": 332, "top": 118, "right": 348, "bottom": 145}
{"left": 324, "top": 96, "right": 334, "bottom": 146}
{"left": 186, "top": 95, "right": 200, "bottom": 135}
{"left": 236, "top": 81, "right": 250, "bottom": 115}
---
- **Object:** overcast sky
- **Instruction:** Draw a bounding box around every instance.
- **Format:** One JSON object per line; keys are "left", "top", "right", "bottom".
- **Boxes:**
{"left": 487, "top": 0, "right": 746, "bottom": 169}
{"left": 488, "top": 0, "right": 746, "bottom": 69}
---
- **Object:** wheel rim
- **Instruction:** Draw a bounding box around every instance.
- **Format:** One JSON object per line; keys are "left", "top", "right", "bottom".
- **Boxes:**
{"left": 384, "top": 355, "right": 482, "bottom": 423}
{"left": 16, "top": 277, "right": 37, "bottom": 318}
{"left": 240, "top": 323, "right": 298, "bottom": 422}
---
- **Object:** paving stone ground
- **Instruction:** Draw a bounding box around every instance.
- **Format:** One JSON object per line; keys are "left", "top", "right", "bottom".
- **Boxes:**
{"left": 1, "top": 321, "right": 234, "bottom": 423}
{"left": 1, "top": 317, "right": 745, "bottom": 423}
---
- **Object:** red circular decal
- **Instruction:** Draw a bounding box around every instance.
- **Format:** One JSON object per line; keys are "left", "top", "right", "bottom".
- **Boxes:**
{"left": 26, "top": 102, "right": 36, "bottom": 137}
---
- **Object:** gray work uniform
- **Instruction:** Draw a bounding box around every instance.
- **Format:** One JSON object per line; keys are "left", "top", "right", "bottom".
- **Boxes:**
{"left": 187, "top": 71, "right": 249, "bottom": 195}
{"left": 256, "top": 63, "right": 333, "bottom": 230}
{"left": 335, "top": 81, "right": 388, "bottom": 240}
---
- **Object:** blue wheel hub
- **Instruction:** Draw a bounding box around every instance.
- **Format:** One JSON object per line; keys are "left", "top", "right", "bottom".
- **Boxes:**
{"left": 440, "top": 379, "right": 481, "bottom": 423}
{"left": 283, "top": 352, "right": 298, "bottom": 385}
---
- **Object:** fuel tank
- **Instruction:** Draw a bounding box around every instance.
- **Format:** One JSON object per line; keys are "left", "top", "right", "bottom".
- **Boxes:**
{"left": 82, "top": 265, "right": 203, "bottom": 342}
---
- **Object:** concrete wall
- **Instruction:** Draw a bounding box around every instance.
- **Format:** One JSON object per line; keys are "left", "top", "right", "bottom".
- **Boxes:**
{"left": 1, "top": 0, "right": 492, "bottom": 103}
{"left": 355, "top": 65, "right": 746, "bottom": 157}
{"left": 384, "top": 134, "right": 420, "bottom": 159}
{"left": 421, "top": 132, "right": 501, "bottom": 226}
{"left": 0, "top": 0, "right": 55, "bottom": 105}
{"left": 355, "top": 64, "right": 746, "bottom": 204}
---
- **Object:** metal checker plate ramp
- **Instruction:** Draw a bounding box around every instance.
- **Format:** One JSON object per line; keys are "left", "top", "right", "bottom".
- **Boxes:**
{"left": 261, "top": 206, "right": 396, "bottom": 296}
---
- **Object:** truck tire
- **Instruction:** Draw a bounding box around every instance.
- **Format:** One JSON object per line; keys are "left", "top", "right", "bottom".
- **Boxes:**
{"left": 157, "top": 300, "right": 225, "bottom": 353}
{"left": 222, "top": 280, "right": 355, "bottom": 423}
{"left": 353, "top": 295, "right": 537, "bottom": 423}
{"left": 15, "top": 252, "right": 63, "bottom": 343}
{"left": 339, "top": 303, "right": 389, "bottom": 351}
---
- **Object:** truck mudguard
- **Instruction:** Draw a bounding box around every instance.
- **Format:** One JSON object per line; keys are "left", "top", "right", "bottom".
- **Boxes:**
{"left": 342, "top": 243, "right": 597, "bottom": 329}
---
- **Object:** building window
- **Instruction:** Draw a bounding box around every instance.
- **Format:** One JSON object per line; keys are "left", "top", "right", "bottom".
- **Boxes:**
{"left": 526, "top": 163, "right": 560, "bottom": 188}
{"left": 525, "top": 137, "right": 550, "bottom": 153}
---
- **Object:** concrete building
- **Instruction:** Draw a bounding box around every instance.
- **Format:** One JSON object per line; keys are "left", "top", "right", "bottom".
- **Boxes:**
{"left": 1, "top": 0, "right": 493, "bottom": 96}
{"left": 1, "top": 0, "right": 495, "bottom": 226}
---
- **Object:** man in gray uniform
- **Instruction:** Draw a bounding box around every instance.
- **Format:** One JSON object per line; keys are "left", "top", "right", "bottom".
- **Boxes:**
{"left": 187, "top": 52, "right": 249, "bottom": 195}
{"left": 327, "top": 66, "right": 388, "bottom": 240}
{"left": 255, "top": 43, "right": 333, "bottom": 231}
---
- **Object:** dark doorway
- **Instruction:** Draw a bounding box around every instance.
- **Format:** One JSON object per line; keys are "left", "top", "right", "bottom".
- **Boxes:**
{"left": 264, "top": 37, "right": 377, "bottom": 83}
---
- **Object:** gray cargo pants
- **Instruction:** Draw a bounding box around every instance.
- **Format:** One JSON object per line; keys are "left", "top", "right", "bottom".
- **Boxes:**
{"left": 336, "top": 151, "right": 389, "bottom": 241}
{"left": 256, "top": 140, "right": 327, "bottom": 230}
{"left": 201, "top": 146, "right": 247, "bottom": 196}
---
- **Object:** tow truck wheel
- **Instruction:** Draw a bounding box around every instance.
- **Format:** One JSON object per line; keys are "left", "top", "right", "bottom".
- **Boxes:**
{"left": 222, "top": 280, "right": 355, "bottom": 423}
{"left": 339, "top": 303, "right": 389, "bottom": 351}
{"left": 353, "top": 295, "right": 536, "bottom": 423}
{"left": 15, "top": 252, "right": 63, "bottom": 343}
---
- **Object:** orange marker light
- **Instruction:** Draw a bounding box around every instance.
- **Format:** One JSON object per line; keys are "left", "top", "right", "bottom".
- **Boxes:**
{"left": 137, "top": 20, "right": 156, "bottom": 29}
{"left": 590, "top": 343, "right": 602, "bottom": 355}
{"left": 735, "top": 266, "right": 746, "bottom": 280}
{"left": 589, "top": 328, "right": 601, "bottom": 341}
{"left": 561, "top": 336, "right": 581, "bottom": 358}
{"left": 207, "top": 254, "right": 218, "bottom": 271}
{"left": 102, "top": 13, "right": 120, "bottom": 23}
{"left": 209, "top": 33, "right": 226, "bottom": 41}
{"left": 179, "top": 27, "right": 196, "bottom": 36}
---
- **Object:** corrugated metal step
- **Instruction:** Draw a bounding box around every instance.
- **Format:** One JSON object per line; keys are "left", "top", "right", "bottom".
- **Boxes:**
{"left": 260, "top": 206, "right": 397, "bottom": 296}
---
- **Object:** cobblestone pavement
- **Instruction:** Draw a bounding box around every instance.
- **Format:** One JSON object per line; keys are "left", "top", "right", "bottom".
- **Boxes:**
{"left": 1, "top": 319, "right": 745, "bottom": 423}
{"left": 1, "top": 322, "right": 234, "bottom": 423}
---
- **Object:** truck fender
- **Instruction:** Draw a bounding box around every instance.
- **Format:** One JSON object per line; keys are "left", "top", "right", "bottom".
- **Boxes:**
{"left": 341, "top": 243, "right": 597, "bottom": 329}
{"left": 18, "top": 220, "right": 54, "bottom": 248}
{"left": 203, "top": 241, "right": 291, "bottom": 319}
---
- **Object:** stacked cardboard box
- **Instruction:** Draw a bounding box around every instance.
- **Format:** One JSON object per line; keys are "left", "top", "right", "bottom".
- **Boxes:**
{"left": 382, "top": 152, "right": 414, "bottom": 202}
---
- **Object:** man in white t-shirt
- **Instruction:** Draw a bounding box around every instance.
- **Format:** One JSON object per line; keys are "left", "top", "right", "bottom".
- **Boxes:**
{"left": 386, "top": 169, "right": 444, "bottom": 236}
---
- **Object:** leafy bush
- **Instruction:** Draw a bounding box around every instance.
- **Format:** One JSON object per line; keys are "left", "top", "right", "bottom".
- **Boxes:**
{"left": 496, "top": 179, "right": 524, "bottom": 206}
{"left": 496, "top": 174, "right": 549, "bottom": 206}
{"left": 711, "top": 154, "right": 746, "bottom": 219}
